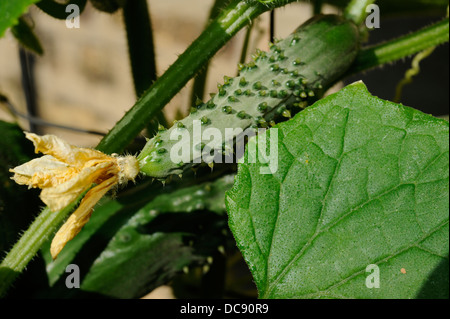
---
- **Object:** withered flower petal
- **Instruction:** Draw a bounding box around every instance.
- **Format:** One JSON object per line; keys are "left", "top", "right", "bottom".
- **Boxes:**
{"left": 9, "top": 132, "right": 140, "bottom": 259}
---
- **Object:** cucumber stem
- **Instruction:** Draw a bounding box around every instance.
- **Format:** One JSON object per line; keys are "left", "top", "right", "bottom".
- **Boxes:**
{"left": 344, "top": 0, "right": 376, "bottom": 25}
{"left": 122, "top": 0, "right": 168, "bottom": 133}
{"left": 349, "top": 17, "right": 449, "bottom": 74}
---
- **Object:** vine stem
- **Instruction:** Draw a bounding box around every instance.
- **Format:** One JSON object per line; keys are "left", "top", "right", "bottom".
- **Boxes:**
{"left": 349, "top": 17, "right": 449, "bottom": 74}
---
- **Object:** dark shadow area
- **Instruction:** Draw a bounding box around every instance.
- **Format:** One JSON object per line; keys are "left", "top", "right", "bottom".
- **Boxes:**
{"left": 37, "top": 202, "right": 153, "bottom": 298}
{"left": 417, "top": 255, "right": 449, "bottom": 299}
{"left": 20, "top": 164, "right": 235, "bottom": 299}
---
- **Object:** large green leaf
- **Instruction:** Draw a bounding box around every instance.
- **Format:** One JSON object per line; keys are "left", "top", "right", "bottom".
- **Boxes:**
{"left": 226, "top": 82, "right": 449, "bottom": 299}
{"left": 0, "top": 0, "right": 40, "bottom": 37}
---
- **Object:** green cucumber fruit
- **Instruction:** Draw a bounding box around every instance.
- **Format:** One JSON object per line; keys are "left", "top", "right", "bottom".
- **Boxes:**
{"left": 138, "top": 14, "right": 360, "bottom": 179}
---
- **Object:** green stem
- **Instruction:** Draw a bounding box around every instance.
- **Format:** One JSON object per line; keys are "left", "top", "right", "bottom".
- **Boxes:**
{"left": 0, "top": 199, "right": 81, "bottom": 297}
{"left": 344, "top": 0, "right": 376, "bottom": 25}
{"left": 96, "top": 0, "right": 292, "bottom": 155}
{"left": 122, "top": 0, "right": 167, "bottom": 133}
{"left": 349, "top": 17, "right": 449, "bottom": 74}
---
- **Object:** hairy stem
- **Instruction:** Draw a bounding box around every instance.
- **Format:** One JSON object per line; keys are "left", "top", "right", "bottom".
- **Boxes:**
{"left": 349, "top": 17, "right": 449, "bottom": 74}
{"left": 35, "top": 0, "right": 87, "bottom": 20}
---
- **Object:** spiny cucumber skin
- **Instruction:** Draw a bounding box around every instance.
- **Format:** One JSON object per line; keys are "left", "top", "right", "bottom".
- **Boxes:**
{"left": 138, "top": 15, "right": 359, "bottom": 179}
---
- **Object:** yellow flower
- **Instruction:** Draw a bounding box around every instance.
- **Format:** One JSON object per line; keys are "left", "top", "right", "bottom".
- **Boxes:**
{"left": 9, "top": 132, "right": 140, "bottom": 259}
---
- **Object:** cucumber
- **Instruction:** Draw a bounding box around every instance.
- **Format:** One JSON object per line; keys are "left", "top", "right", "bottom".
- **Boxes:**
{"left": 138, "top": 15, "right": 360, "bottom": 179}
